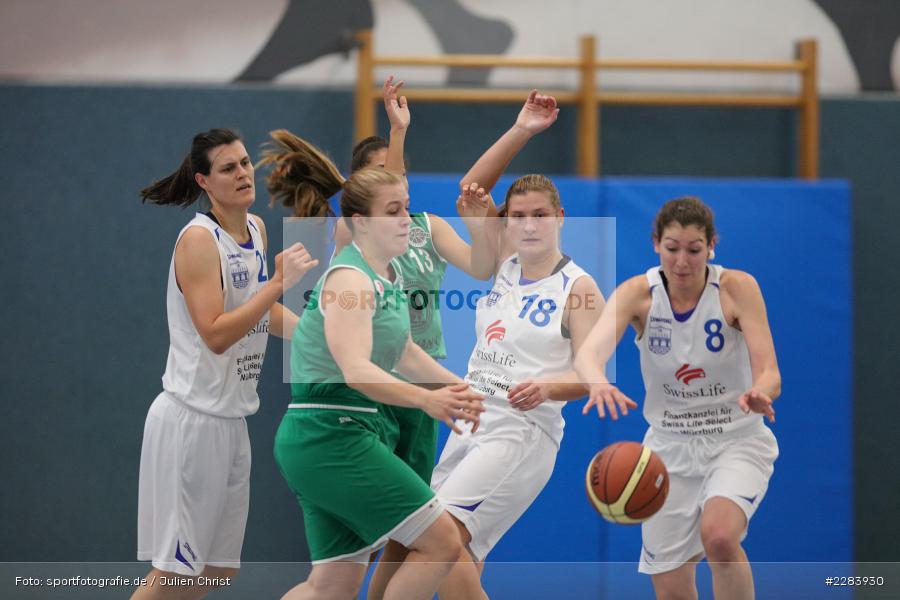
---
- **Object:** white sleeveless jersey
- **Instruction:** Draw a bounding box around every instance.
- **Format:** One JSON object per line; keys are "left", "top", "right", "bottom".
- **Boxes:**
{"left": 466, "top": 254, "right": 587, "bottom": 447}
{"left": 637, "top": 264, "right": 760, "bottom": 437}
{"left": 161, "top": 213, "right": 270, "bottom": 418}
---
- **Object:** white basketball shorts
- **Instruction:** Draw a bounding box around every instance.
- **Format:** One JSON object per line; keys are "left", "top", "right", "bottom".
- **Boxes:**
{"left": 638, "top": 423, "right": 779, "bottom": 574}
{"left": 432, "top": 415, "right": 557, "bottom": 561}
{"left": 137, "top": 392, "right": 251, "bottom": 576}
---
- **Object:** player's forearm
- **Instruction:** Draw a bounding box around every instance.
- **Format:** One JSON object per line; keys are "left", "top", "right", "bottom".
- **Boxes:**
{"left": 461, "top": 125, "right": 534, "bottom": 192}
{"left": 204, "top": 279, "right": 283, "bottom": 353}
{"left": 342, "top": 360, "right": 431, "bottom": 409}
{"left": 270, "top": 302, "right": 299, "bottom": 340}
{"left": 543, "top": 372, "right": 590, "bottom": 402}
{"left": 753, "top": 366, "right": 782, "bottom": 401}
{"left": 385, "top": 126, "right": 407, "bottom": 176}
{"left": 395, "top": 343, "right": 465, "bottom": 386}
{"left": 463, "top": 220, "right": 498, "bottom": 280}
{"left": 574, "top": 345, "right": 612, "bottom": 386}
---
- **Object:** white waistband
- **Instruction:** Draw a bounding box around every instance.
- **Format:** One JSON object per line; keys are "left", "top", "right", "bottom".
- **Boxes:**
{"left": 287, "top": 403, "right": 378, "bottom": 413}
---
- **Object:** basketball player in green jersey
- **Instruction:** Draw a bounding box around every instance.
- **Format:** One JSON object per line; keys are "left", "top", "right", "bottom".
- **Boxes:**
{"left": 340, "top": 77, "right": 561, "bottom": 600}
{"left": 261, "top": 131, "right": 485, "bottom": 600}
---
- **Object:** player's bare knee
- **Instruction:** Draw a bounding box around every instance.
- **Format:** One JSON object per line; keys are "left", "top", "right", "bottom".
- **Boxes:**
{"left": 700, "top": 526, "right": 741, "bottom": 563}
{"left": 415, "top": 513, "right": 463, "bottom": 563}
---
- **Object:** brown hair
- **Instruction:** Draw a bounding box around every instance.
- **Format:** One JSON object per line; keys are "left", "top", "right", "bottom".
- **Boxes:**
{"left": 350, "top": 135, "right": 409, "bottom": 174}
{"left": 259, "top": 130, "right": 403, "bottom": 224}
{"left": 652, "top": 196, "right": 717, "bottom": 244}
{"left": 140, "top": 128, "right": 242, "bottom": 206}
{"left": 350, "top": 136, "right": 388, "bottom": 173}
{"left": 498, "top": 174, "right": 561, "bottom": 217}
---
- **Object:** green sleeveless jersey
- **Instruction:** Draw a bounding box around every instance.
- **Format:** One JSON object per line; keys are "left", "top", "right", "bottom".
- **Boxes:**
{"left": 395, "top": 213, "right": 448, "bottom": 358}
{"left": 290, "top": 243, "right": 410, "bottom": 408}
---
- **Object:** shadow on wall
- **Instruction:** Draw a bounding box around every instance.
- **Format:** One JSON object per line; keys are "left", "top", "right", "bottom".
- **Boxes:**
{"left": 813, "top": 0, "right": 900, "bottom": 90}
{"left": 235, "top": 0, "right": 513, "bottom": 85}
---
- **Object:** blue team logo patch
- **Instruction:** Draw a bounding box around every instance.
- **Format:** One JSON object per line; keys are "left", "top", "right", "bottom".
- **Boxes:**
{"left": 230, "top": 259, "right": 250, "bottom": 289}
{"left": 486, "top": 284, "right": 508, "bottom": 307}
{"left": 648, "top": 317, "right": 672, "bottom": 355}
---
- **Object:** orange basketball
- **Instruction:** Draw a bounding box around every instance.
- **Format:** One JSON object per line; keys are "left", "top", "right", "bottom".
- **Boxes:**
{"left": 585, "top": 441, "right": 669, "bottom": 524}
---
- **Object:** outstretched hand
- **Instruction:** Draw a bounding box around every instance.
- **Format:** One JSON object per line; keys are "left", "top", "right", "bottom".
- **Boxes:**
{"left": 738, "top": 388, "right": 776, "bottom": 423}
{"left": 514, "top": 89, "right": 559, "bottom": 135}
{"left": 582, "top": 382, "right": 637, "bottom": 420}
{"left": 383, "top": 75, "right": 410, "bottom": 130}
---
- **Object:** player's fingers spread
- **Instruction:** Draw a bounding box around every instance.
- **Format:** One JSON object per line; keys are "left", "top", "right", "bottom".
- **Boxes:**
{"left": 461, "top": 409, "right": 480, "bottom": 425}
{"left": 621, "top": 394, "right": 638, "bottom": 409}
{"left": 446, "top": 418, "right": 462, "bottom": 435}
{"left": 582, "top": 397, "right": 594, "bottom": 415}
{"left": 605, "top": 397, "right": 619, "bottom": 420}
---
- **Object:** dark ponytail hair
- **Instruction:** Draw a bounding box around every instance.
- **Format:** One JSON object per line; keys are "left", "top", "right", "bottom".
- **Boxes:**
{"left": 350, "top": 135, "right": 409, "bottom": 174}
{"left": 140, "top": 128, "right": 242, "bottom": 206}
{"left": 350, "top": 136, "right": 389, "bottom": 173}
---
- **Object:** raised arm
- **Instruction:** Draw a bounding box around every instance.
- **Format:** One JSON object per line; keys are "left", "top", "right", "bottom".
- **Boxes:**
{"left": 724, "top": 270, "right": 780, "bottom": 422}
{"left": 460, "top": 90, "right": 559, "bottom": 193}
{"left": 575, "top": 275, "right": 648, "bottom": 419}
{"left": 428, "top": 184, "right": 498, "bottom": 280}
{"left": 382, "top": 75, "right": 409, "bottom": 184}
{"left": 331, "top": 76, "right": 409, "bottom": 257}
